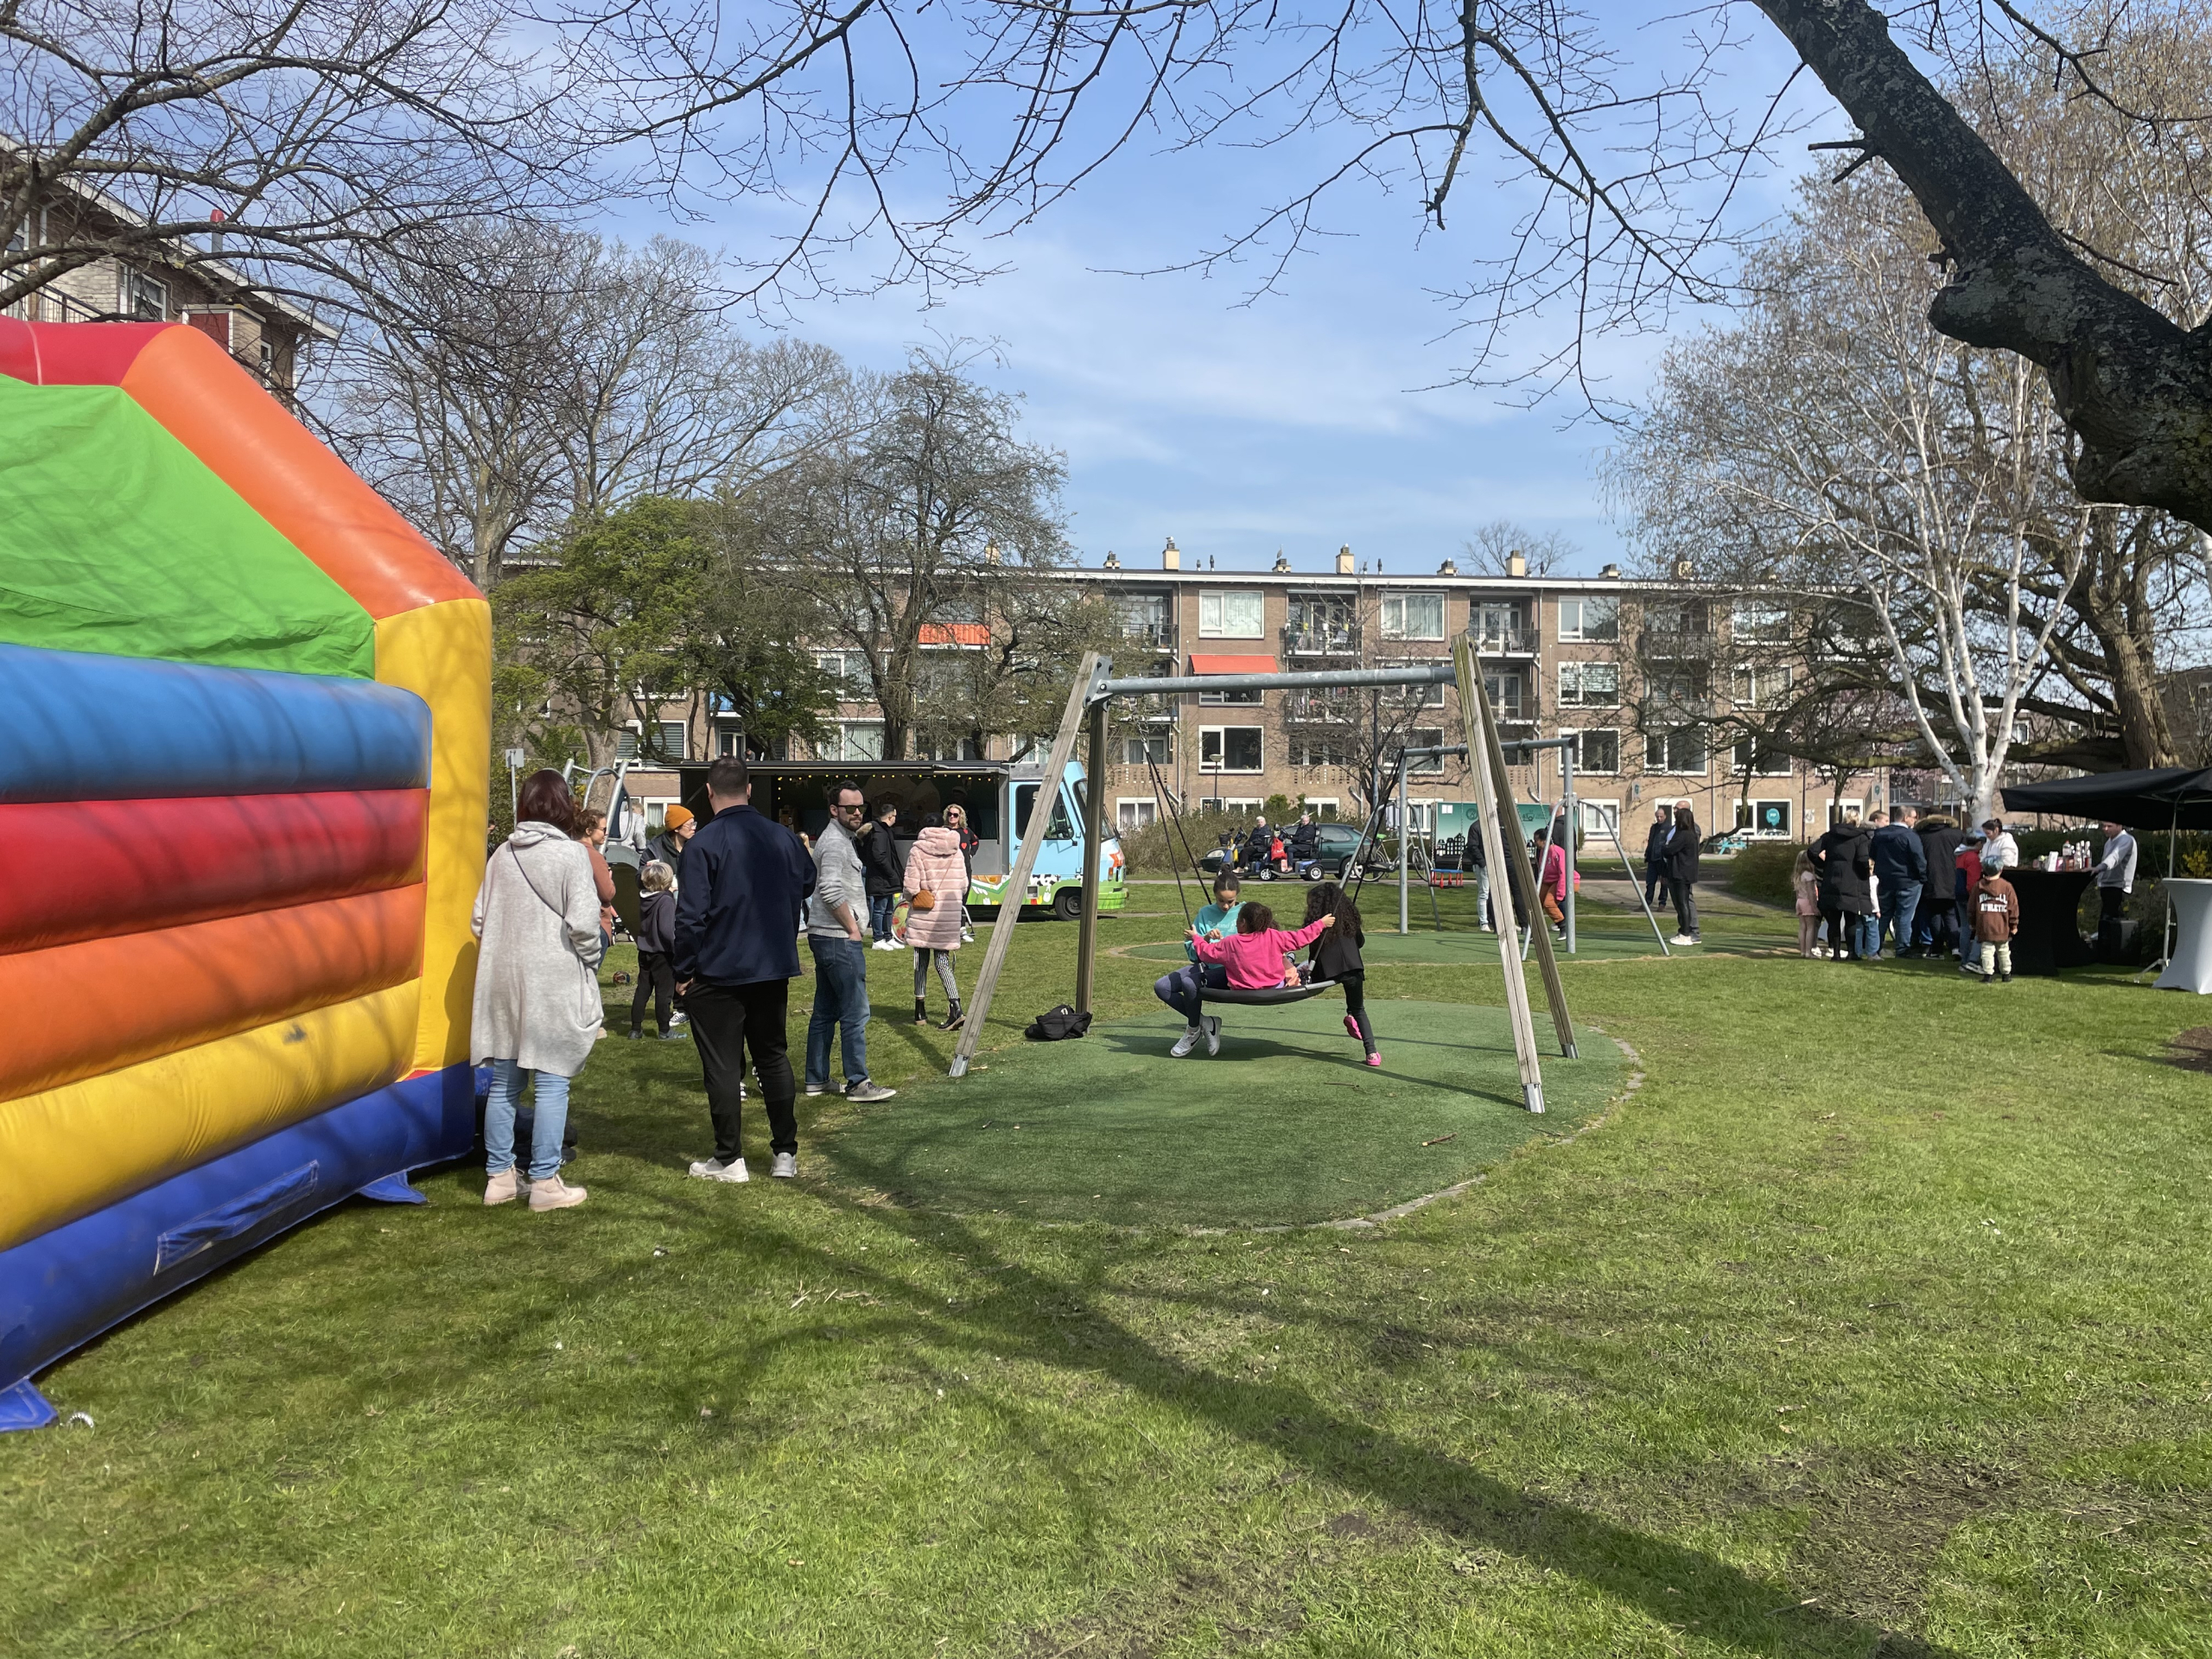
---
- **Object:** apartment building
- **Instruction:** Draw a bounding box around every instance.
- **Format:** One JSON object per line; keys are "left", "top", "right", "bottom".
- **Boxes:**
{"left": 614, "top": 541, "right": 1884, "bottom": 845}
{"left": 3, "top": 182, "right": 326, "bottom": 394}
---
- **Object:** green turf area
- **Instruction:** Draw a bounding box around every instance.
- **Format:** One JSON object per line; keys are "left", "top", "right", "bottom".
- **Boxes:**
{"left": 821, "top": 1000, "right": 1624, "bottom": 1227}
{"left": 9, "top": 916, "right": 2212, "bottom": 1656}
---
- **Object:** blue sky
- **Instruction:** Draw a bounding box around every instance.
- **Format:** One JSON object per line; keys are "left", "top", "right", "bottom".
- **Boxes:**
{"left": 621, "top": 5, "right": 1849, "bottom": 576}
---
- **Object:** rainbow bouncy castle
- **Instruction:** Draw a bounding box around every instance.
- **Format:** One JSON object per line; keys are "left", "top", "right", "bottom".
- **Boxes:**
{"left": 0, "top": 321, "right": 489, "bottom": 1429}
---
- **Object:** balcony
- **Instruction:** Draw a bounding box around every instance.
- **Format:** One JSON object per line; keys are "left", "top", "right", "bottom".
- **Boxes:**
{"left": 1281, "top": 622, "right": 1360, "bottom": 656}
{"left": 1637, "top": 626, "right": 1717, "bottom": 660}
{"left": 1469, "top": 624, "right": 1541, "bottom": 656}
{"left": 1282, "top": 688, "right": 1356, "bottom": 724}
{"left": 1121, "top": 620, "right": 1177, "bottom": 654}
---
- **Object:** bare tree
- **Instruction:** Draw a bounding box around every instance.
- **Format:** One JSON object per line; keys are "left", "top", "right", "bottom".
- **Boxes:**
{"left": 1464, "top": 521, "right": 1577, "bottom": 578}
{"left": 0, "top": 0, "right": 605, "bottom": 317}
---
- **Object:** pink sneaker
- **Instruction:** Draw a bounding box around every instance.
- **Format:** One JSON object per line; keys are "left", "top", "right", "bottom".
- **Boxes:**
{"left": 1364, "top": 1052, "right": 1382, "bottom": 1068}
{"left": 1343, "top": 1014, "right": 1361, "bottom": 1042}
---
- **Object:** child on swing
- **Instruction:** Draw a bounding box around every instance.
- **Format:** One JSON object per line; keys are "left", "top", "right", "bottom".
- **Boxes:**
{"left": 1302, "top": 881, "right": 1380, "bottom": 1066}
{"left": 1188, "top": 901, "right": 1335, "bottom": 996}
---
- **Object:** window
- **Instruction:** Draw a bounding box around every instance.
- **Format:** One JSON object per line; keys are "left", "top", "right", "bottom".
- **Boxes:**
{"left": 1745, "top": 799, "right": 1794, "bottom": 836}
{"left": 1123, "top": 732, "right": 1171, "bottom": 766}
{"left": 815, "top": 650, "right": 868, "bottom": 699}
{"left": 1408, "top": 728, "right": 1446, "bottom": 772}
{"left": 1198, "top": 683, "right": 1262, "bottom": 706}
{"left": 1289, "top": 737, "right": 1347, "bottom": 768}
{"left": 1482, "top": 671, "right": 1525, "bottom": 720}
{"left": 1285, "top": 686, "right": 1353, "bottom": 721}
{"left": 1732, "top": 737, "right": 1793, "bottom": 776}
{"left": 716, "top": 722, "right": 744, "bottom": 758}
{"left": 257, "top": 338, "right": 276, "bottom": 381}
{"left": 1645, "top": 668, "right": 1708, "bottom": 715}
{"left": 654, "top": 721, "right": 689, "bottom": 760}
{"left": 1199, "top": 726, "right": 1263, "bottom": 772}
{"left": 1732, "top": 600, "right": 1791, "bottom": 642}
{"left": 1559, "top": 596, "right": 1619, "bottom": 642}
{"left": 836, "top": 721, "right": 885, "bottom": 761}
{"left": 1118, "top": 594, "right": 1173, "bottom": 649}
{"left": 1579, "top": 799, "right": 1621, "bottom": 837}
{"left": 1557, "top": 662, "right": 1619, "bottom": 708}
{"left": 1286, "top": 594, "right": 1356, "bottom": 652}
{"left": 1569, "top": 729, "right": 1619, "bottom": 773}
{"left": 1732, "top": 663, "right": 1794, "bottom": 709}
{"left": 1198, "top": 590, "right": 1265, "bottom": 639}
{"left": 614, "top": 728, "right": 640, "bottom": 760}
{"left": 1380, "top": 593, "right": 1446, "bottom": 640}
{"left": 120, "top": 268, "right": 169, "bottom": 321}
{"left": 1645, "top": 728, "right": 1708, "bottom": 774}
{"left": 1647, "top": 600, "right": 1709, "bottom": 634}
{"left": 1117, "top": 798, "right": 1158, "bottom": 832}
{"left": 1014, "top": 784, "right": 1075, "bottom": 842}
{"left": 1301, "top": 798, "right": 1340, "bottom": 820}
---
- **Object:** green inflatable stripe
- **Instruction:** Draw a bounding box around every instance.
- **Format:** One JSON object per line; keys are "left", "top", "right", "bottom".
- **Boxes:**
{"left": 0, "top": 378, "right": 373, "bottom": 679}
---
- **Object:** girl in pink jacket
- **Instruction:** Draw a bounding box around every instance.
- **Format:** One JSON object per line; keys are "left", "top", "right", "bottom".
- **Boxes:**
{"left": 902, "top": 814, "right": 970, "bottom": 1029}
{"left": 1190, "top": 901, "right": 1334, "bottom": 989}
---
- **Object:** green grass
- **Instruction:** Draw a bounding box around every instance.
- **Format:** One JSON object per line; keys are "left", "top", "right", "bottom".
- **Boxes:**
{"left": 820, "top": 1001, "right": 1625, "bottom": 1227}
{"left": 5, "top": 911, "right": 2212, "bottom": 1657}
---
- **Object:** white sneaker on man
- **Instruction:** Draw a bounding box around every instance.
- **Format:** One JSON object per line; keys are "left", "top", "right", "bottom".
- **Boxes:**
{"left": 1669, "top": 933, "right": 1698, "bottom": 946}
{"left": 1203, "top": 1015, "right": 1222, "bottom": 1057}
{"left": 846, "top": 1081, "right": 897, "bottom": 1103}
{"left": 771, "top": 1152, "right": 798, "bottom": 1179}
{"left": 1170, "top": 1026, "right": 1201, "bottom": 1058}
{"left": 689, "top": 1157, "right": 749, "bottom": 1184}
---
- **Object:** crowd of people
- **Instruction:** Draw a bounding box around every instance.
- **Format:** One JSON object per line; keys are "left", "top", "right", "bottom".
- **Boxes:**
{"left": 1640, "top": 802, "right": 1705, "bottom": 946}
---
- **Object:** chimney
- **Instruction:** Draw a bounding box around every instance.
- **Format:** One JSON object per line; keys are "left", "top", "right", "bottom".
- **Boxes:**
{"left": 1673, "top": 557, "right": 1694, "bottom": 582}
{"left": 1272, "top": 549, "right": 1291, "bottom": 572}
{"left": 985, "top": 542, "right": 1001, "bottom": 566}
{"left": 1600, "top": 562, "right": 1621, "bottom": 580}
{"left": 1439, "top": 558, "right": 1458, "bottom": 575}
{"left": 1103, "top": 550, "right": 1121, "bottom": 569}
{"left": 1507, "top": 549, "right": 1527, "bottom": 578}
{"left": 1162, "top": 536, "right": 1180, "bottom": 571}
{"left": 1336, "top": 544, "right": 1354, "bottom": 575}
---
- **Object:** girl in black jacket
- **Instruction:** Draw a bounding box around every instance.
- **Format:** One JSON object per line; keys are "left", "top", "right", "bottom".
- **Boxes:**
{"left": 1303, "top": 882, "right": 1379, "bottom": 1067}
{"left": 629, "top": 860, "right": 681, "bottom": 1038}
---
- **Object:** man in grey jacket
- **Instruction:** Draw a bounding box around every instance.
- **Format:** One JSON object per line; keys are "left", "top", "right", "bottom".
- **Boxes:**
{"left": 805, "top": 784, "right": 896, "bottom": 1103}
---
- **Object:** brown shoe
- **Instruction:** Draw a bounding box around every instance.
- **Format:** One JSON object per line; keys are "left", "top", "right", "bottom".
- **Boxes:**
{"left": 528, "top": 1173, "right": 588, "bottom": 1212}
{"left": 484, "top": 1166, "right": 521, "bottom": 1206}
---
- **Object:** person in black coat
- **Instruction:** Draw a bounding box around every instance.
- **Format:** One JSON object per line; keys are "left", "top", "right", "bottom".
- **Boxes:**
{"left": 1642, "top": 804, "right": 1673, "bottom": 912}
{"left": 1811, "top": 817, "right": 1874, "bottom": 961}
{"left": 856, "top": 799, "right": 904, "bottom": 945}
{"left": 1913, "top": 815, "right": 1963, "bottom": 955}
{"left": 1661, "top": 802, "right": 1702, "bottom": 944}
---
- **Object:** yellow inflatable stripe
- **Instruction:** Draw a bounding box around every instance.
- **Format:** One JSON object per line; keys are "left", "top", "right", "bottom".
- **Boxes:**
{"left": 375, "top": 599, "right": 491, "bottom": 1072}
{"left": 0, "top": 982, "right": 418, "bottom": 1252}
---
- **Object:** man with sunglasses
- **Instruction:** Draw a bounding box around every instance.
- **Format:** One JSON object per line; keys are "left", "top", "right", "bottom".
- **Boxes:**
{"left": 804, "top": 785, "right": 897, "bottom": 1106}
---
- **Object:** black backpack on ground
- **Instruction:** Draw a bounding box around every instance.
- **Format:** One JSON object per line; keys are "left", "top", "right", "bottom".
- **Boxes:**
{"left": 1025, "top": 1004, "right": 1092, "bottom": 1041}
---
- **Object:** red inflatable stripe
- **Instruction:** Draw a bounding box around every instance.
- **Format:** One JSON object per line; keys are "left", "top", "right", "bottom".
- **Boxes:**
{"left": 0, "top": 791, "right": 428, "bottom": 955}
{"left": 0, "top": 886, "right": 425, "bottom": 1103}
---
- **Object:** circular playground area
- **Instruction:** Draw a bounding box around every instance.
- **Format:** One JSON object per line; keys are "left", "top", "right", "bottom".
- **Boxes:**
{"left": 819, "top": 999, "right": 1630, "bottom": 1229}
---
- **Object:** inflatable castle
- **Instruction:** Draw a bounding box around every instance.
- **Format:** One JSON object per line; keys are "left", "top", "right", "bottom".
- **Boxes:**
{"left": 0, "top": 321, "right": 489, "bottom": 1429}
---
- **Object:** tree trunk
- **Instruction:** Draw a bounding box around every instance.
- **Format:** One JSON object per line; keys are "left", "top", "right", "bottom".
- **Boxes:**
{"left": 1755, "top": 0, "right": 2212, "bottom": 535}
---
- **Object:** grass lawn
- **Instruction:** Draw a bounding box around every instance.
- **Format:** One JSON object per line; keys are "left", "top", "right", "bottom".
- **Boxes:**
{"left": 6, "top": 896, "right": 2212, "bottom": 1656}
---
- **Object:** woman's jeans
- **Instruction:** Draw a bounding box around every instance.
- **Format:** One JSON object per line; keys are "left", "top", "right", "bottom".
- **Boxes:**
{"left": 484, "top": 1058, "right": 571, "bottom": 1182}
{"left": 1154, "top": 963, "right": 1228, "bottom": 1025}
{"left": 1669, "top": 878, "right": 1698, "bottom": 938}
{"left": 868, "top": 893, "right": 897, "bottom": 943}
{"left": 1877, "top": 880, "right": 1921, "bottom": 956}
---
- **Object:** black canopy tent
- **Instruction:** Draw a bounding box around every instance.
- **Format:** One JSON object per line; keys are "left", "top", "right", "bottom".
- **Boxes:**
{"left": 1999, "top": 766, "right": 2212, "bottom": 832}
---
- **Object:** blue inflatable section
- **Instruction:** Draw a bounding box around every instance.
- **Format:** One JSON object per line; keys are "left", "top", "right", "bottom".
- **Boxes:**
{"left": 0, "top": 1064, "right": 477, "bottom": 1420}
{"left": 0, "top": 641, "right": 430, "bottom": 803}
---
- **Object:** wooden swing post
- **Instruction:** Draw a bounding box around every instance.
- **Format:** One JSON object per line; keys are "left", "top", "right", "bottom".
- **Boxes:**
{"left": 948, "top": 651, "right": 1106, "bottom": 1078}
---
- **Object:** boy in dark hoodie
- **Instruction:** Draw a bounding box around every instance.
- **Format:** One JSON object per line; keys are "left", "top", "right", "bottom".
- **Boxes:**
{"left": 629, "top": 860, "right": 683, "bottom": 1037}
{"left": 1971, "top": 865, "right": 2020, "bottom": 984}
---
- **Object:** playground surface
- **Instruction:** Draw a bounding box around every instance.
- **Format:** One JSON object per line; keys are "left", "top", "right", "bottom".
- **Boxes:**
{"left": 821, "top": 1000, "right": 1627, "bottom": 1228}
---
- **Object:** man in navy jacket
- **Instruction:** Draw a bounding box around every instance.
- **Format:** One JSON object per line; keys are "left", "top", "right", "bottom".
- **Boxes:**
{"left": 675, "top": 756, "right": 816, "bottom": 1184}
{"left": 1868, "top": 805, "right": 1929, "bottom": 959}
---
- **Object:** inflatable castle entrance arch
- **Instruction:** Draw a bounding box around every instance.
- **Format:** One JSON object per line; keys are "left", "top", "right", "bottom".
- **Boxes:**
{"left": 0, "top": 321, "right": 490, "bottom": 1429}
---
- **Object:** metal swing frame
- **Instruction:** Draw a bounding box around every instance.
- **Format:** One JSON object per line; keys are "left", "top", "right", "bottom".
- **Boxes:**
{"left": 944, "top": 648, "right": 1578, "bottom": 1113}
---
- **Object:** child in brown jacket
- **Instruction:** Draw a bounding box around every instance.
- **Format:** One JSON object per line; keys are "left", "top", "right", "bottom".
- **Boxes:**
{"left": 1972, "top": 867, "right": 2019, "bottom": 983}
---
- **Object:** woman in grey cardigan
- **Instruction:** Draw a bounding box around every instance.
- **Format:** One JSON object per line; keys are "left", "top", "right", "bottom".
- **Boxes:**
{"left": 473, "top": 772, "right": 606, "bottom": 1211}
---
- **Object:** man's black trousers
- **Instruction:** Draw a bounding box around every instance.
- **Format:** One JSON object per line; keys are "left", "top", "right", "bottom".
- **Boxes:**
{"left": 688, "top": 978, "right": 798, "bottom": 1161}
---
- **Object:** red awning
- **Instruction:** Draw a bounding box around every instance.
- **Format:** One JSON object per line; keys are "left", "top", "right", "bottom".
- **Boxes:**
{"left": 920, "top": 622, "right": 990, "bottom": 646}
{"left": 1189, "top": 654, "right": 1277, "bottom": 676}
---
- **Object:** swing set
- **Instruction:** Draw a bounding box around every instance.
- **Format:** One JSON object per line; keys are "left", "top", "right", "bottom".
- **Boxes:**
{"left": 945, "top": 638, "right": 1580, "bottom": 1112}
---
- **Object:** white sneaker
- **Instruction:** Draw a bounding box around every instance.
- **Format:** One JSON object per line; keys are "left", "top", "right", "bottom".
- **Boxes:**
{"left": 1170, "top": 1026, "right": 1201, "bottom": 1058}
{"left": 771, "top": 1152, "right": 798, "bottom": 1179}
{"left": 1203, "top": 1015, "right": 1221, "bottom": 1057}
{"left": 689, "top": 1157, "right": 749, "bottom": 1184}
{"left": 1669, "top": 933, "right": 1697, "bottom": 946}
{"left": 873, "top": 939, "right": 900, "bottom": 951}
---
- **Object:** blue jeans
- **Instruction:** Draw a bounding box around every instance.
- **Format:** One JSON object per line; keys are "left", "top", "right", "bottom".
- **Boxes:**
{"left": 1855, "top": 912, "right": 1881, "bottom": 958}
{"left": 806, "top": 935, "right": 872, "bottom": 1089}
{"left": 484, "top": 1058, "right": 571, "bottom": 1183}
{"left": 1154, "top": 963, "right": 1228, "bottom": 1025}
{"left": 868, "top": 893, "right": 897, "bottom": 943}
{"left": 1878, "top": 880, "right": 1921, "bottom": 956}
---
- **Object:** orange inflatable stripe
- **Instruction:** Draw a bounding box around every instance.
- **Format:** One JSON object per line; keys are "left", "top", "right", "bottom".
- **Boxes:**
{"left": 0, "top": 885, "right": 426, "bottom": 1103}
{"left": 117, "top": 328, "right": 480, "bottom": 618}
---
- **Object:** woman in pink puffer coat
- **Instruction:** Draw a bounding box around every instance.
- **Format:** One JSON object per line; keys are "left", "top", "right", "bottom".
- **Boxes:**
{"left": 901, "top": 813, "right": 969, "bottom": 1029}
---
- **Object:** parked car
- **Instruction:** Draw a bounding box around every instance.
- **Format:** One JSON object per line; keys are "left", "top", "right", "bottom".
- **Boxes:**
{"left": 1198, "top": 821, "right": 1372, "bottom": 880}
